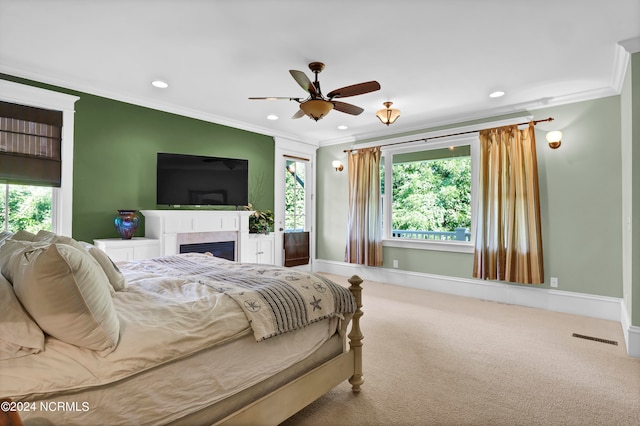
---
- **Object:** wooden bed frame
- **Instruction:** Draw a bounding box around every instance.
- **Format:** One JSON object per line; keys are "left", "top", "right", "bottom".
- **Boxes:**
{"left": 214, "top": 274, "right": 364, "bottom": 425}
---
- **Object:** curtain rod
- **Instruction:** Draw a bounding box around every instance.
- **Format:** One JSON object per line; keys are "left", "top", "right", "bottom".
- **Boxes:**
{"left": 344, "top": 117, "right": 554, "bottom": 152}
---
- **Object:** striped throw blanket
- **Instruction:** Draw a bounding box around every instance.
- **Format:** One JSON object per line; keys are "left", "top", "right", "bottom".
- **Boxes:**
{"left": 144, "top": 254, "right": 357, "bottom": 341}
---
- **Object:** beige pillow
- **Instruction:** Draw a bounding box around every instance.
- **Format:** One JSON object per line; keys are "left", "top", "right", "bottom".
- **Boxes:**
{"left": 0, "top": 274, "right": 45, "bottom": 360}
{"left": 79, "top": 241, "right": 127, "bottom": 292}
{"left": 0, "top": 239, "right": 49, "bottom": 283}
{"left": 11, "top": 242, "right": 120, "bottom": 353}
{"left": 11, "top": 229, "right": 36, "bottom": 241}
{"left": 35, "top": 230, "right": 85, "bottom": 251}
{"left": 34, "top": 230, "right": 117, "bottom": 296}
{"left": 0, "top": 231, "right": 13, "bottom": 246}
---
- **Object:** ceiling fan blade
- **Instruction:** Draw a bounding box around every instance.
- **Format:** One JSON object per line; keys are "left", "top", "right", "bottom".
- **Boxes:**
{"left": 332, "top": 101, "right": 364, "bottom": 116}
{"left": 248, "top": 97, "right": 301, "bottom": 101}
{"left": 291, "top": 109, "right": 306, "bottom": 119}
{"left": 289, "top": 70, "right": 318, "bottom": 96}
{"left": 327, "top": 81, "right": 381, "bottom": 99}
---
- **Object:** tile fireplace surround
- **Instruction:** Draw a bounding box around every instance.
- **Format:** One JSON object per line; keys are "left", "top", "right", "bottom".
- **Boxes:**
{"left": 140, "top": 210, "right": 254, "bottom": 262}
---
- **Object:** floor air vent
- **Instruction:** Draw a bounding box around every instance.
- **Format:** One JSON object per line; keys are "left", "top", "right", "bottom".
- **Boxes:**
{"left": 572, "top": 333, "right": 618, "bottom": 346}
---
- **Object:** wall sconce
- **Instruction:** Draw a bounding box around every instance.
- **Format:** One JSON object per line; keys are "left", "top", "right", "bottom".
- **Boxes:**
{"left": 332, "top": 160, "right": 344, "bottom": 172}
{"left": 376, "top": 101, "right": 401, "bottom": 126}
{"left": 546, "top": 131, "right": 563, "bottom": 149}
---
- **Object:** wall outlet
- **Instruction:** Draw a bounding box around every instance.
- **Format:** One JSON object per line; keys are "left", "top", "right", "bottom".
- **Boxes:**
{"left": 393, "top": 259, "right": 399, "bottom": 268}
{"left": 550, "top": 277, "right": 558, "bottom": 288}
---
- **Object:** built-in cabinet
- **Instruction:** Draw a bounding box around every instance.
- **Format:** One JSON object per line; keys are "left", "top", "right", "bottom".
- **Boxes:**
{"left": 140, "top": 210, "right": 253, "bottom": 261}
{"left": 245, "top": 234, "right": 275, "bottom": 265}
{"left": 94, "top": 237, "right": 161, "bottom": 262}
{"left": 95, "top": 211, "right": 277, "bottom": 265}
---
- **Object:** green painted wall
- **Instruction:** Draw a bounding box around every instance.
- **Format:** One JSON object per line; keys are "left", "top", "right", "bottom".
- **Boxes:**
{"left": 1, "top": 75, "right": 275, "bottom": 243}
{"left": 317, "top": 96, "right": 623, "bottom": 298}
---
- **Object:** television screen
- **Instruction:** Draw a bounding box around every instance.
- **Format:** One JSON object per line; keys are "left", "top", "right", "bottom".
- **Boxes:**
{"left": 156, "top": 153, "right": 249, "bottom": 206}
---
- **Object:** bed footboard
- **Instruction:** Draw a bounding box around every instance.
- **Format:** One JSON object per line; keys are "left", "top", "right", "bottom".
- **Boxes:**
{"left": 213, "top": 274, "right": 364, "bottom": 426}
{"left": 347, "top": 275, "right": 364, "bottom": 393}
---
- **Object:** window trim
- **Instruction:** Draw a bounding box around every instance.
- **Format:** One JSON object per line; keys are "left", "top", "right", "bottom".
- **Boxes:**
{"left": 382, "top": 135, "right": 478, "bottom": 253}
{"left": 351, "top": 115, "right": 533, "bottom": 253}
{"left": 0, "top": 80, "right": 79, "bottom": 236}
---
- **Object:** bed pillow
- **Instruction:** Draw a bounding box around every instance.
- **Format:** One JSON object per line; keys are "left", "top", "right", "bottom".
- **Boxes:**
{"left": 78, "top": 241, "right": 127, "bottom": 292}
{"left": 0, "top": 231, "right": 13, "bottom": 246}
{"left": 0, "top": 239, "right": 50, "bottom": 283}
{"left": 10, "top": 241, "right": 120, "bottom": 353}
{"left": 0, "top": 274, "right": 45, "bottom": 360}
{"left": 34, "top": 231, "right": 117, "bottom": 296}
{"left": 34, "top": 230, "right": 86, "bottom": 251}
{"left": 11, "top": 230, "right": 36, "bottom": 241}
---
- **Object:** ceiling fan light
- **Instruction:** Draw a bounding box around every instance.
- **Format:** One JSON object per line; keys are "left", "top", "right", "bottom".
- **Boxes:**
{"left": 376, "top": 101, "right": 400, "bottom": 126}
{"left": 300, "top": 99, "right": 333, "bottom": 121}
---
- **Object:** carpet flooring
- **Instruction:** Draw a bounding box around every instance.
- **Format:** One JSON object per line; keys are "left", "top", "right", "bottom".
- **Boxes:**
{"left": 281, "top": 274, "right": 640, "bottom": 426}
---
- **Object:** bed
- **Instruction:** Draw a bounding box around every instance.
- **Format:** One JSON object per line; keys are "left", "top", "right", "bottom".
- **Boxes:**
{"left": 0, "top": 230, "right": 364, "bottom": 425}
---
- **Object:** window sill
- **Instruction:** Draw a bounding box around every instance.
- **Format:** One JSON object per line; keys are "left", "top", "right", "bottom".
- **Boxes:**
{"left": 382, "top": 238, "right": 475, "bottom": 253}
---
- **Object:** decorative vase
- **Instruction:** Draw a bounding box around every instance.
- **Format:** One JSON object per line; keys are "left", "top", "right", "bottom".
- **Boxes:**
{"left": 114, "top": 210, "right": 140, "bottom": 240}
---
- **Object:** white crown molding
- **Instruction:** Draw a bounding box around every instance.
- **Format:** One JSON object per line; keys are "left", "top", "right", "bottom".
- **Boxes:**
{"left": 0, "top": 78, "right": 79, "bottom": 110}
{"left": 619, "top": 36, "right": 640, "bottom": 54}
{"left": 314, "top": 259, "right": 637, "bottom": 358}
{"left": 0, "top": 64, "right": 298, "bottom": 141}
{"left": 317, "top": 85, "right": 619, "bottom": 147}
{"left": 611, "top": 43, "right": 631, "bottom": 93}
{"left": 0, "top": 54, "right": 627, "bottom": 149}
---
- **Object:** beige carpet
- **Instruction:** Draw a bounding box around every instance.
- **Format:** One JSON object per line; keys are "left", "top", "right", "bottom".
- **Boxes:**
{"left": 282, "top": 274, "right": 640, "bottom": 426}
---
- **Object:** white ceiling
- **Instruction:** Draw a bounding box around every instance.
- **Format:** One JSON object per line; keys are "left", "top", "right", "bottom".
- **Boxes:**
{"left": 1, "top": 0, "right": 639, "bottom": 146}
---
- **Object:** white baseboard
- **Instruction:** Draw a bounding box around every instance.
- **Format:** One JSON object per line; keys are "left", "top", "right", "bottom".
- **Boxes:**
{"left": 313, "top": 259, "right": 639, "bottom": 358}
{"left": 621, "top": 303, "right": 640, "bottom": 358}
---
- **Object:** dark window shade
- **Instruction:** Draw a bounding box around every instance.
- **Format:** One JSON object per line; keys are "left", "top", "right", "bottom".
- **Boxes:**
{"left": 0, "top": 101, "right": 62, "bottom": 187}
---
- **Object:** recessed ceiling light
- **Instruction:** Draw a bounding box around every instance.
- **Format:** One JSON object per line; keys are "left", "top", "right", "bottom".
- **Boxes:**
{"left": 489, "top": 91, "right": 505, "bottom": 98}
{"left": 267, "top": 114, "right": 278, "bottom": 120}
{"left": 338, "top": 125, "right": 348, "bottom": 130}
{"left": 151, "top": 80, "right": 169, "bottom": 89}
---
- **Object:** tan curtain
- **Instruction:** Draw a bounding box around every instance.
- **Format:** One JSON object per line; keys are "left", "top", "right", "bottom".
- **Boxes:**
{"left": 345, "top": 146, "right": 383, "bottom": 266}
{"left": 473, "top": 123, "right": 544, "bottom": 284}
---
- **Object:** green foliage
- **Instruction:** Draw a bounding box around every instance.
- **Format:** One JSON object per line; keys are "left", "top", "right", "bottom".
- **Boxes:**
{"left": 0, "top": 184, "right": 52, "bottom": 233}
{"left": 392, "top": 156, "right": 471, "bottom": 232}
{"left": 246, "top": 203, "right": 274, "bottom": 234}
{"left": 284, "top": 161, "right": 305, "bottom": 231}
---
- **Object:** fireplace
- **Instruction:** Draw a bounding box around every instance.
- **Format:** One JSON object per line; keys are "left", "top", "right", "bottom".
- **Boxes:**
{"left": 176, "top": 231, "right": 238, "bottom": 261}
{"left": 139, "top": 210, "right": 253, "bottom": 262}
{"left": 179, "top": 241, "right": 235, "bottom": 261}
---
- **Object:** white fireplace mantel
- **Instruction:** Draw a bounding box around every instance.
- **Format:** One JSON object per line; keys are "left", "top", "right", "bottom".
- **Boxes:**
{"left": 140, "top": 210, "right": 253, "bottom": 262}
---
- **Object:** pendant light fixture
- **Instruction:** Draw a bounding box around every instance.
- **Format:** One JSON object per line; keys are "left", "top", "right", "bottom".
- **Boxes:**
{"left": 300, "top": 99, "right": 334, "bottom": 121}
{"left": 376, "top": 101, "right": 401, "bottom": 126}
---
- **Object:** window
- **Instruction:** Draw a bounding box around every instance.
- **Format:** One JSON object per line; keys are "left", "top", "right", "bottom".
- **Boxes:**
{"left": 284, "top": 158, "right": 306, "bottom": 232}
{"left": 0, "top": 79, "right": 78, "bottom": 236}
{"left": 0, "top": 184, "right": 53, "bottom": 233}
{"left": 382, "top": 135, "right": 478, "bottom": 252}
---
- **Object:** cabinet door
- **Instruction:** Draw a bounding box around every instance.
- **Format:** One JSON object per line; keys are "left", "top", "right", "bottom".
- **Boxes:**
{"left": 254, "top": 235, "right": 274, "bottom": 265}
{"left": 105, "top": 247, "right": 134, "bottom": 263}
{"left": 258, "top": 237, "right": 275, "bottom": 265}
{"left": 245, "top": 237, "right": 259, "bottom": 263}
{"left": 134, "top": 244, "right": 161, "bottom": 260}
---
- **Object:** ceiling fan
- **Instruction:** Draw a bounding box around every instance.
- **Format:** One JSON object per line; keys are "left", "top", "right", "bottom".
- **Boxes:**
{"left": 249, "top": 62, "right": 381, "bottom": 121}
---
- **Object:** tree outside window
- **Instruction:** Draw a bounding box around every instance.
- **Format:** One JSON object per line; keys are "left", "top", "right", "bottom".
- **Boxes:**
{"left": 386, "top": 144, "right": 472, "bottom": 242}
{"left": 0, "top": 184, "right": 52, "bottom": 233}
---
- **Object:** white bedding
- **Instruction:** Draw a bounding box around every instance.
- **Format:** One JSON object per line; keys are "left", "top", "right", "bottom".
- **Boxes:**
{"left": 0, "top": 254, "right": 346, "bottom": 425}
{"left": 12, "top": 320, "right": 337, "bottom": 426}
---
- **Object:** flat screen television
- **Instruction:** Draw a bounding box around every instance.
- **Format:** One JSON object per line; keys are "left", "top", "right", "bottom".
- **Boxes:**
{"left": 156, "top": 152, "right": 249, "bottom": 207}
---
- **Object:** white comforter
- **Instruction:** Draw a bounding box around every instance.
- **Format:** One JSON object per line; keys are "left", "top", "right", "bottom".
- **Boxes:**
{"left": 2, "top": 258, "right": 252, "bottom": 399}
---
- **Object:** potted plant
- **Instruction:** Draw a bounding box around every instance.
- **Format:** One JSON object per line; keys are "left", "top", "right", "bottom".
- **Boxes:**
{"left": 246, "top": 204, "right": 274, "bottom": 234}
